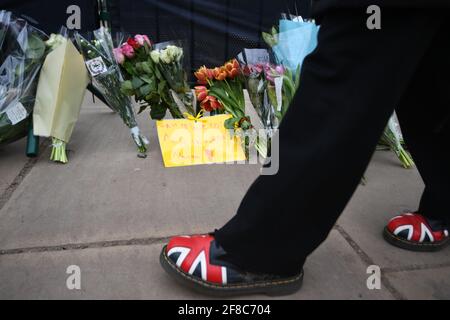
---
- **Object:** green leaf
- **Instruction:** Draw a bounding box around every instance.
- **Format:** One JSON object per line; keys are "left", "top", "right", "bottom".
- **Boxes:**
{"left": 132, "top": 77, "right": 145, "bottom": 89}
{"left": 224, "top": 117, "right": 238, "bottom": 130}
{"left": 141, "top": 61, "right": 153, "bottom": 74}
{"left": 139, "top": 84, "right": 152, "bottom": 96}
{"left": 121, "top": 80, "right": 135, "bottom": 96}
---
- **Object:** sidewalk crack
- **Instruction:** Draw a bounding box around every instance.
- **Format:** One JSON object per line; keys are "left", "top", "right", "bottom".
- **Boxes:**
{"left": 334, "top": 224, "right": 406, "bottom": 300}
{"left": 0, "top": 236, "right": 172, "bottom": 256}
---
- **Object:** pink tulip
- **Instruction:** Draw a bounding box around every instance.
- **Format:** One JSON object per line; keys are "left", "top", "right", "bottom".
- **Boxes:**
{"left": 113, "top": 47, "right": 125, "bottom": 64}
{"left": 121, "top": 44, "right": 135, "bottom": 58}
{"left": 275, "top": 65, "right": 285, "bottom": 75}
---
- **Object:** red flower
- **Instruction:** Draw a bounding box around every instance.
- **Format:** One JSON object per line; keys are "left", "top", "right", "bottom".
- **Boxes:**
{"left": 201, "top": 96, "right": 223, "bottom": 112}
{"left": 195, "top": 86, "right": 208, "bottom": 102}
{"left": 127, "top": 37, "right": 141, "bottom": 50}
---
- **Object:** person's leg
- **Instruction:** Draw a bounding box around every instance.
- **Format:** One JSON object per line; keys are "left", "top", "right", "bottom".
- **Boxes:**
{"left": 383, "top": 22, "right": 450, "bottom": 252}
{"left": 215, "top": 9, "right": 446, "bottom": 276}
{"left": 395, "top": 23, "right": 450, "bottom": 228}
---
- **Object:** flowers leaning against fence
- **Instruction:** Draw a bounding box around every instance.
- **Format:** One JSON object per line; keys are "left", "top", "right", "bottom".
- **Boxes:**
{"left": 75, "top": 28, "right": 149, "bottom": 155}
{"left": 151, "top": 43, "right": 195, "bottom": 116}
{"left": 0, "top": 10, "right": 47, "bottom": 146}
{"left": 194, "top": 59, "right": 251, "bottom": 131}
{"left": 118, "top": 38, "right": 190, "bottom": 120}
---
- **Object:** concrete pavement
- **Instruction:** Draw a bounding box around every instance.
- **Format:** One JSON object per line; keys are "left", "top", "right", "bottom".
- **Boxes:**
{"left": 0, "top": 95, "right": 449, "bottom": 300}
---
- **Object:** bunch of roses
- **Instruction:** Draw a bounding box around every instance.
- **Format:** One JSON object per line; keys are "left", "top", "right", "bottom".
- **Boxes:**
{"left": 113, "top": 34, "right": 152, "bottom": 64}
{"left": 150, "top": 45, "right": 183, "bottom": 65}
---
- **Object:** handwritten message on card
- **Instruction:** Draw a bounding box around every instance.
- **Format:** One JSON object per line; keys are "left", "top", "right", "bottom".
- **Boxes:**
{"left": 156, "top": 115, "right": 247, "bottom": 168}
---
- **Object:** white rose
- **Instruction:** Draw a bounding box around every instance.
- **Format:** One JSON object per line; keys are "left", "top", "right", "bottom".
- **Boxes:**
{"left": 175, "top": 47, "right": 183, "bottom": 62}
{"left": 160, "top": 49, "right": 172, "bottom": 64}
{"left": 150, "top": 50, "right": 160, "bottom": 64}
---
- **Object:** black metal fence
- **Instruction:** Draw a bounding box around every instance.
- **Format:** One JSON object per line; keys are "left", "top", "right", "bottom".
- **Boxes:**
{"left": 0, "top": 0, "right": 98, "bottom": 33}
{"left": 108, "top": 0, "right": 312, "bottom": 74}
{"left": 1, "top": 0, "right": 312, "bottom": 75}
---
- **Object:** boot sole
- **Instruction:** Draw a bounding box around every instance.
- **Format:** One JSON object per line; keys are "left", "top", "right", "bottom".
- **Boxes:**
{"left": 383, "top": 228, "right": 449, "bottom": 252}
{"left": 160, "top": 246, "right": 303, "bottom": 298}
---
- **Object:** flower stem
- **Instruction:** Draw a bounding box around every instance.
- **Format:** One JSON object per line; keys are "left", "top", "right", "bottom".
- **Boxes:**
{"left": 50, "top": 138, "right": 68, "bottom": 164}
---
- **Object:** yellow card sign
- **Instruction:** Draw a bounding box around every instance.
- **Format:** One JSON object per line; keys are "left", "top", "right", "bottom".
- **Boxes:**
{"left": 156, "top": 115, "right": 247, "bottom": 167}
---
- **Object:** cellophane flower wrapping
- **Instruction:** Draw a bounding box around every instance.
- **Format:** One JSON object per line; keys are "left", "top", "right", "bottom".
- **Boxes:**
{"left": 75, "top": 28, "right": 149, "bottom": 154}
{"left": 238, "top": 48, "right": 300, "bottom": 158}
{"left": 380, "top": 113, "right": 415, "bottom": 169}
{"left": 0, "top": 10, "right": 47, "bottom": 146}
{"left": 118, "top": 36, "right": 186, "bottom": 120}
{"left": 33, "top": 28, "right": 90, "bottom": 164}
{"left": 151, "top": 40, "right": 195, "bottom": 117}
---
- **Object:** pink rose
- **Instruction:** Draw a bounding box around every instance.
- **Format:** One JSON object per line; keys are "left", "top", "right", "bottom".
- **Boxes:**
{"left": 121, "top": 44, "right": 135, "bottom": 59}
{"left": 134, "top": 34, "right": 145, "bottom": 46}
{"left": 113, "top": 47, "right": 125, "bottom": 64}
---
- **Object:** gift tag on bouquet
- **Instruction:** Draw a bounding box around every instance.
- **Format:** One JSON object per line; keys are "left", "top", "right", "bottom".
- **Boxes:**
{"left": 85, "top": 57, "right": 108, "bottom": 77}
{"left": 6, "top": 102, "right": 28, "bottom": 125}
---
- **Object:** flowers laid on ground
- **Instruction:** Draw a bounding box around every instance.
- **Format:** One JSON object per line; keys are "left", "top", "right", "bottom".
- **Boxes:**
{"left": 237, "top": 48, "right": 300, "bottom": 157}
{"left": 75, "top": 28, "right": 149, "bottom": 155}
{"left": 0, "top": 10, "right": 47, "bottom": 146}
{"left": 118, "top": 37, "right": 193, "bottom": 120}
{"left": 380, "top": 114, "right": 415, "bottom": 169}
{"left": 33, "top": 30, "right": 89, "bottom": 164}
{"left": 194, "top": 59, "right": 251, "bottom": 131}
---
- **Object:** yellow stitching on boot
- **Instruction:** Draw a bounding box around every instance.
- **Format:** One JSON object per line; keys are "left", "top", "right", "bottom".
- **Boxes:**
{"left": 386, "top": 228, "right": 449, "bottom": 248}
{"left": 163, "top": 251, "right": 303, "bottom": 290}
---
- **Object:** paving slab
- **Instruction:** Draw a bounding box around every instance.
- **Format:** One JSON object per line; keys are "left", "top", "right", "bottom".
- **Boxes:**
{"left": 338, "top": 151, "right": 450, "bottom": 269}
{"left": 0, "top": 139, "right": 29, "bottom": 195}
{"left": 385, "top": 267, "right": 450, "bottom": 300}
{"left": 0, "top": 98, "right": 261, "bottom": 250}
{"left": 0, "top": 230, "right": 394, "bottom": 300}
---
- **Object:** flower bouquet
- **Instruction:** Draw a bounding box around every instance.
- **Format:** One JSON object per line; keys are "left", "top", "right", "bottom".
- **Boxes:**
{"left": 75, "top": 28, "right": 149, "bottom": 155}
{"left": 380, "top": 114, "right": 415, "bottom": 169}
{"left": 194, "top": 59, "right": 251, "bottom": 131}
{"left": 33, "top": 30, "right": 89, "bottom": 164}
{"left": 151, "top": 41, "right": 195, "bottom": 116}
{"left": 238, "top": 49, "right": 300, "bottom": 157}
{"left": 262, "top": 15, "right": 319, "bottom": 72}
{"left": 117, "top": 36, "right": 191, "bottom": 120}
{"left": 0, "top": 11, "right": 48, "bottom": 146}
{"left": 194, "top": 59, "right": 254, "bottom": 158}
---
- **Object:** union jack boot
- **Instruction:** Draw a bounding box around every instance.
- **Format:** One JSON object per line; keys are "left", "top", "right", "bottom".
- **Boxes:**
{"left": 384, "top": 213, "right": 449, "bottom": 252}
{"left": 160, "top": 234, "right": 304, "bottom": 297}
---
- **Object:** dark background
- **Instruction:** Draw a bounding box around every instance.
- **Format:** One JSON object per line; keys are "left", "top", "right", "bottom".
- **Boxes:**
{"left": 1, "top": 0, "right": 312, "bottom": 73}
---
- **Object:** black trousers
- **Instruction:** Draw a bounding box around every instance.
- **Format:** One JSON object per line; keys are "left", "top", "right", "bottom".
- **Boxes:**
{"left": 215, "top": 9, "right": 450, "bottom": 276}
